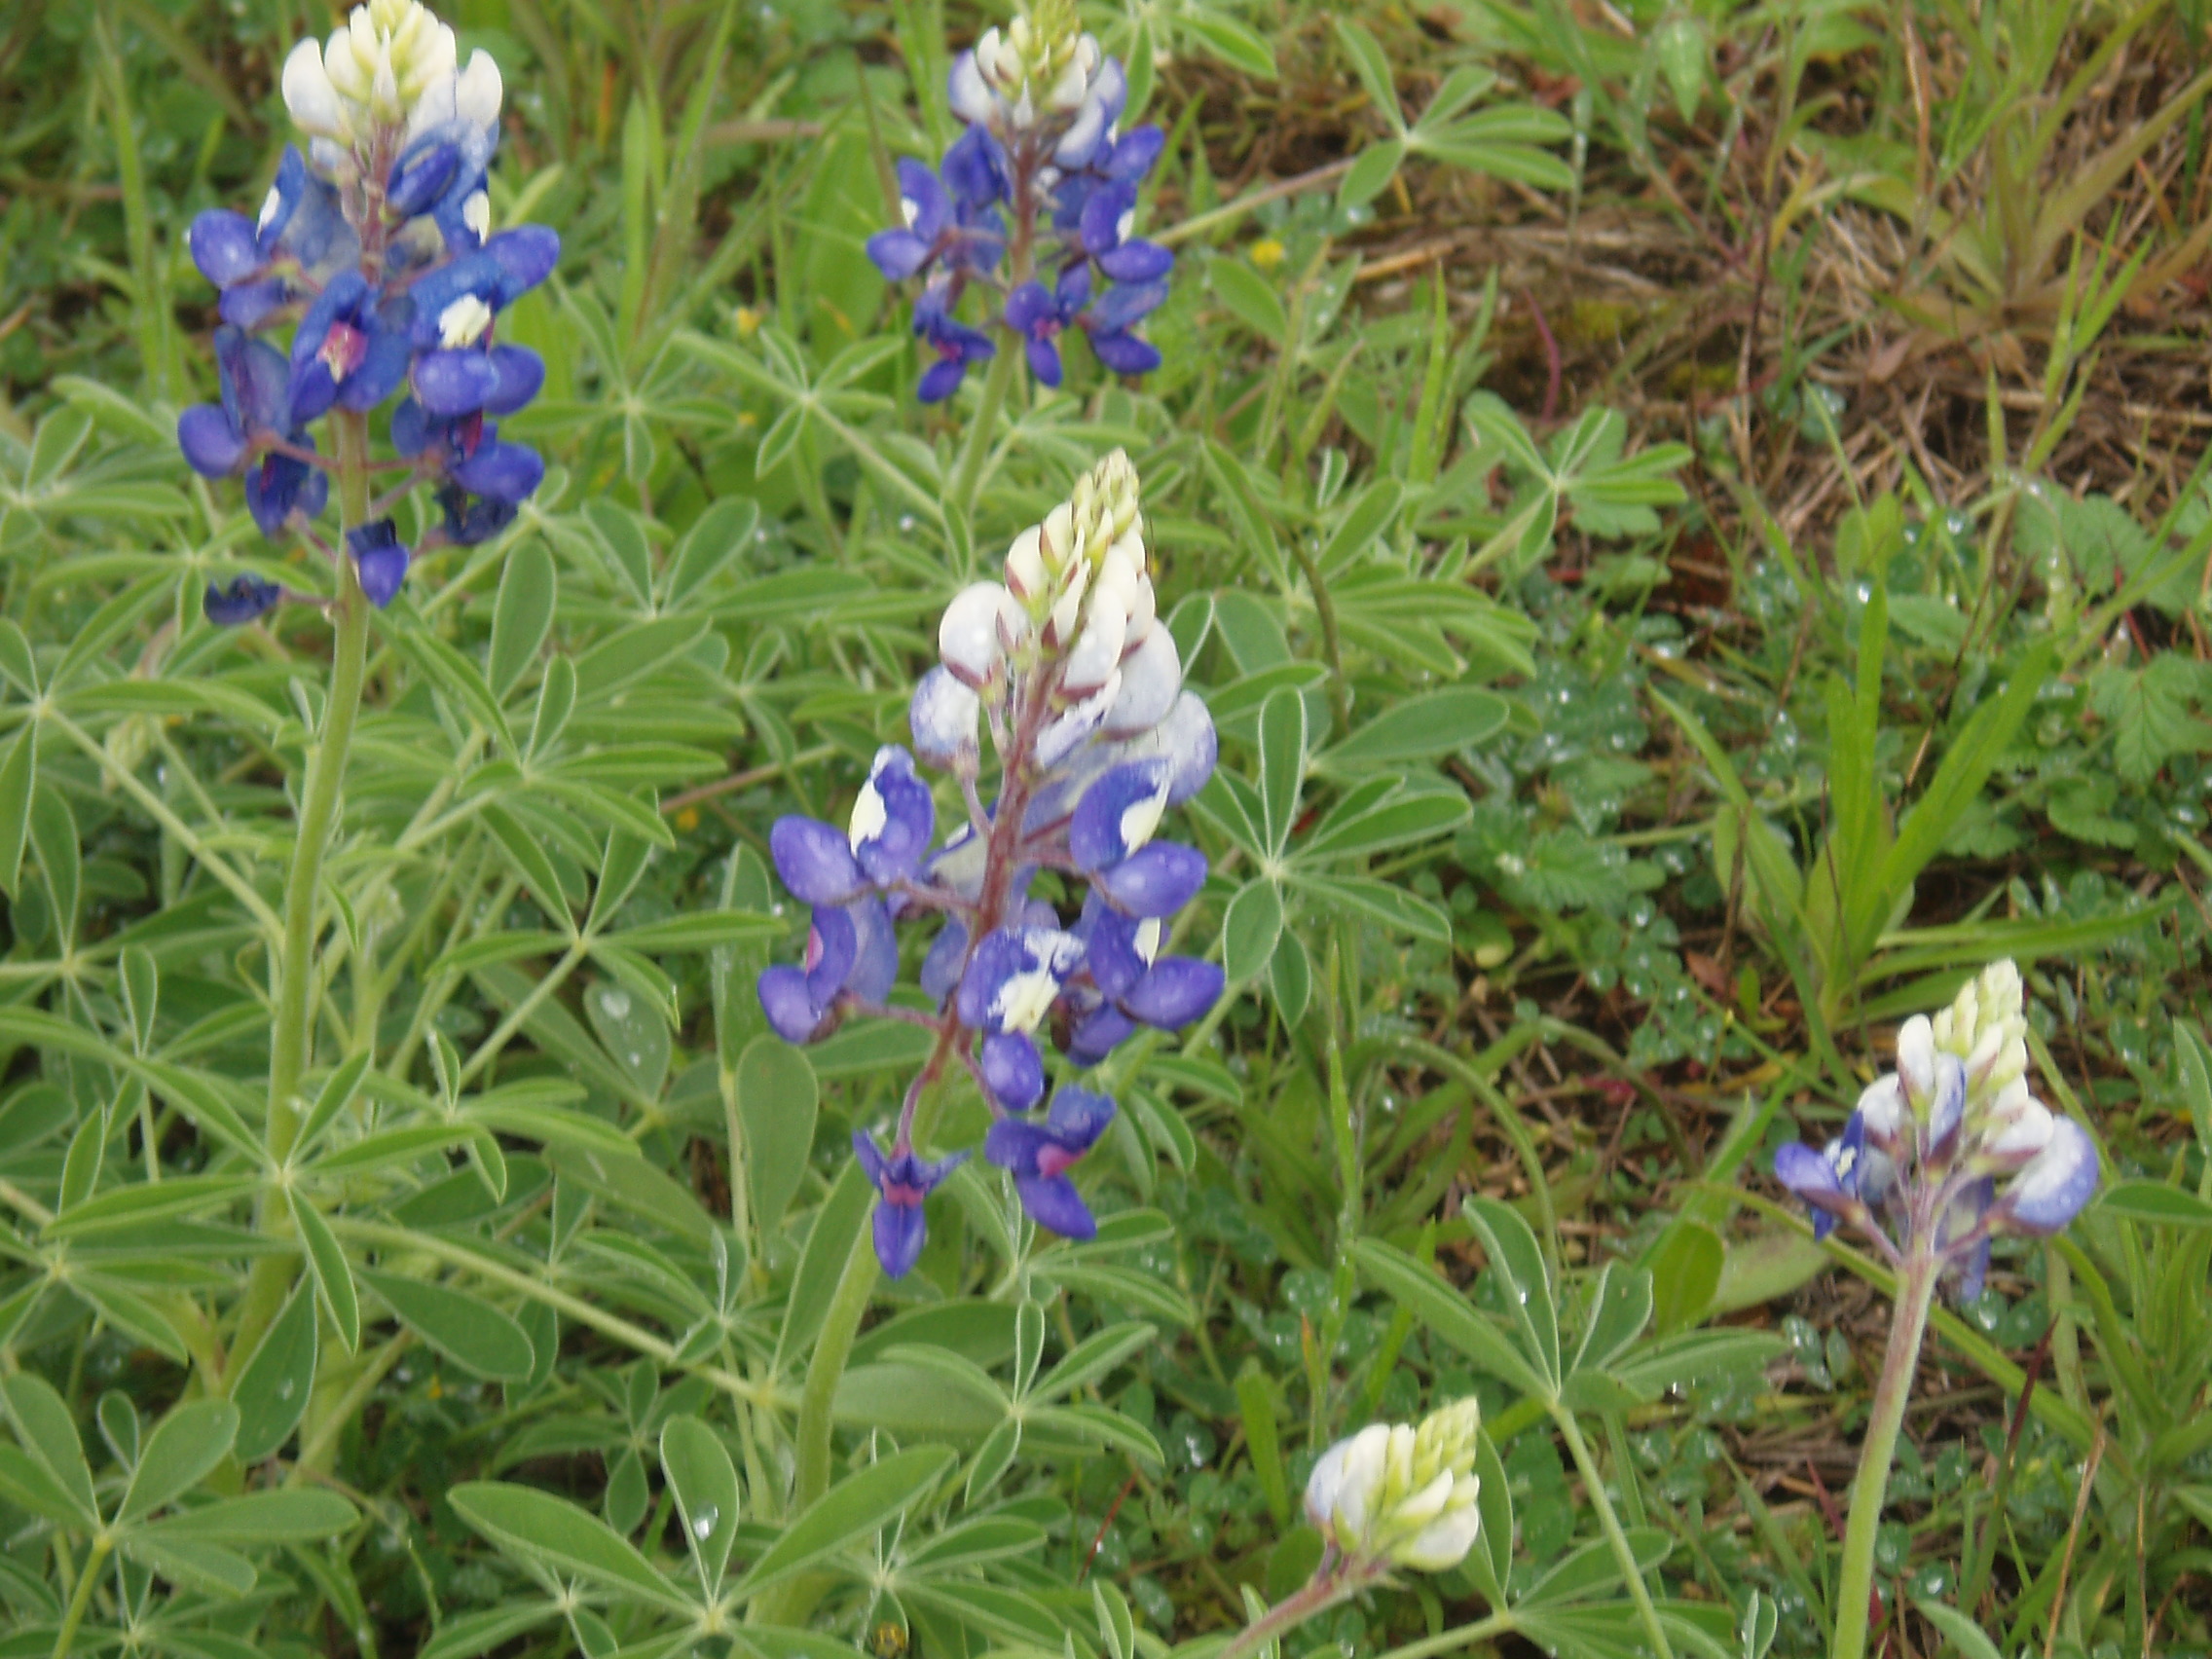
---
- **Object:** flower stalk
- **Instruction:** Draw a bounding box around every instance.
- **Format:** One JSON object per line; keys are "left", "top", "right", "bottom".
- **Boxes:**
{"left": 1830, "top": 1250, "right": 1937, "bottom": 1659}
{"left": 1771, "top": 962, "right": 2101, "bottom": 1659}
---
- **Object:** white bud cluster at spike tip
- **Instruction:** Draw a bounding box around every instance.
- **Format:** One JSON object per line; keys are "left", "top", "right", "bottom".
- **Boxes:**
{"left": 283, "top": 0, "right": 502, "bottom": 161}
{"left": 952, "top": 0, "right": 1106, "bottom": 130}
{"left": 937, "top": 448, "right": 1181, "bottom": 753}
{"left": 1305, "top": 1399, "right": 1484, "bottom": 1574}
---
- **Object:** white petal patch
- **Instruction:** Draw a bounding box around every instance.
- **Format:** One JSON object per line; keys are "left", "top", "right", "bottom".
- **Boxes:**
{"left": 437, "top": 292, "right": 494, "bottom": 348}
{"left": 462, "top": 190, "right": 491, "bottom": 240}
{"left": 992, "top": 967, "right": 1061, "bottom": 1034}
{"left": 258, "top": 186, "right": 283, "bottom": 235}
{"left": 1133, "top": 919, "right": 1162, "bottom": 965}
{"left": 848, "top": 780, "right": 888, "bottom": 853}
{"left": 901, "top": 195, "right": 922, "bottom": 229}
{"left": 1118, "top": 784, "right": 1169, "bottom": 856}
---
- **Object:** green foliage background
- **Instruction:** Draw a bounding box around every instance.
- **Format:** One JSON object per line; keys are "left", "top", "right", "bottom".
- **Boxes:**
{"left": 3, "top": 1, "right": 2212, "bottom": 1657}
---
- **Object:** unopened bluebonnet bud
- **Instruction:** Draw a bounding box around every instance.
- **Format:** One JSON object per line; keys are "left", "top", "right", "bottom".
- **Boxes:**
{"left": 1776, "top": 960, "right": 2097, "bottom": 1296}
{"left": 1306, "top": 1399, "right": 1484, "bottom": 1573}
{"left": 183, "top": 0, "right": 556, "bottom": 624}
{"left": 852, "top": 1134, "right": 969, "bottom": 1279}
{"left": 758, "top": 452, "right": 1221, "bottom": 1277}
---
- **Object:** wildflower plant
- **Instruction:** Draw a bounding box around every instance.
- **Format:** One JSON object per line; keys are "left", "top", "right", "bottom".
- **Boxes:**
{"left": 865, "top": 0, "right": 1172, "bottom": 507}
{"left": 181, "top": 0, "right": 556, "bottom": 623}
{"left": 758, "top": 448, "right": 1223, "bottom": 1277}
{"left": 1775, "top": 961, "right": 2101, "bottom": 1659}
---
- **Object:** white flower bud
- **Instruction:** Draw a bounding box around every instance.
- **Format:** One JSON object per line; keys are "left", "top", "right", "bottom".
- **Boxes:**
{"left": 1306, "top": 1400, "right": 1483, "bottom": 1574}
{"left": 1005, "top": 526, "right": 1049, "bottom": 603}
{"left": 1896, "top": 1015, "right": 1936, "bottom": 1111}
{"left": 1061, "top": 601, "right": 1127, "bottom": 696}
{"left": 282, "top": 38, "right": 348, "bottom": 139}
{"left": 940, "top": 581, "right": 1023, "bottom": 687}
{"left": 1099, "top": 626, "right": 1181, "bottom": 738}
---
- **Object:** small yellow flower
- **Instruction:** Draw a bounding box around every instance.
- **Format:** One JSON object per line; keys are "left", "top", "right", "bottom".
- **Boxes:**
{"left": 734, "top": 305, "right": 764, "bottom": 338}
{"left": 1249, "top": 238, "right": 1286, "bottom": 271}
{"left": 676, "top": 806, "right": 701, "bottom": 832}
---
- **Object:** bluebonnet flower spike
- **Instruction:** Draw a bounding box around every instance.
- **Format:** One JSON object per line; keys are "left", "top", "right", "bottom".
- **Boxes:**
{"left": 181, "top": 0, "right": 557, "bottom": 615}
{"left": 757, "top": 451, "right": 1222, "bottom": 1277}
{"left": 867, "top": 0, "right": 1171, "bottom": 403}
{"left": 1773, "top": 961, "right": 2097, "bottom": 1289}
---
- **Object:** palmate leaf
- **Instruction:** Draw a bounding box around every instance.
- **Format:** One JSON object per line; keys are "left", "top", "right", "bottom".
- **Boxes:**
{"left": 450, "top": 1482, "right": 692, "bottom": 1610}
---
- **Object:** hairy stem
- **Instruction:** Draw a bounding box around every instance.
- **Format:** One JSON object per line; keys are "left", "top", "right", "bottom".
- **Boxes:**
{"left": 951, "top": 334, "right": 1021, "bottom": 523}
{"left": 1832, "top": 1250, "right": 1938, "bottom": 1659}
{"left": 1217, "top": 1557, "right": 1383, "bottom": 1659}
{"left": 1554, "top": 1404, "right": 1675, "bottom": 1659}
{"left": 231, "top": 410, "right": 375, "bottom": 1375}
{"left": 269, "top": 408, "right": 374, "bottom": 1161}
{"left": 51, "top": 1534, "right": 110, "bottom": 1659}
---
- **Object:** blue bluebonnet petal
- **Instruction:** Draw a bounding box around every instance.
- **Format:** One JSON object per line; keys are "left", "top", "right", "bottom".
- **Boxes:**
{"left": 852, "top": 747, "right": 936, "bottom": 885}
{"left": 984, "top": 1086, "right": 1116, "bottom": 1238}
{"left": 980, "top": 1031, "right": 1045, "bottom": 1114}
{"left": 387, "top": 140, "right": 460, "bottom": 218}
{"left": 758, "top": 965, "right": 824, "bottom": 1043}
{"left": 940, "top": 125, "right": 1009, "bottom": 207}
{"left": 957, "top": 927, "right": 1085, "bottom": 1034}
{"left": 178, "top": 407, "right": 247, "bottom": 477}
{"left": 1099, "top": 240, "right": 1173, "bottom": 283}
{"left": 920, "top": 920, "right": 969, "bottom": 1005}
{"left": 245, "top": 453, "right": 326, "bottom": 537}
{"left": 1090, "top": 278, "right": 1169, "bottom": 332}
{"left": 1089, "top": 329, "right": 1162, "bottom": 376}
{"left": 486, "top": 226, "right": 561, "bottom": 301}
{"left": 803, "top": 906, "right": 860, "bottom": 1007}
{"left": 1068, "top": 1005, "right": 1136, "bottom": 1067}
{"left": 413, "top": 349, "right": 502, "bottom": 416}
{"left": 451, "top": 441, "right": 543, "bottom": 503}
{"left": 868, "top": 230, "right": 935, "bottom": 282}
{"left": 340, "top": 321, "right": 413, "bottom": 411}
{"left": 191, "top": 210, "right": 262, "bottom": 288}
{"left": 1103, "top": 125, "right": 1166, "bottom": 181}
{"left": 846, "top": 897, "right": 900, "bottom": 1005}
{"left": 484, "top": 345, "right": 545, "bottom": 414}
{"left": 918, "top": 357, "right": 969, "bottom": 404}
{"left": 770, "top": 817, "right": 866, "bottom": 904}
{"left": 347, "top": 520, "right": 410, "bottom": 608}
{"left": 2000, "top": 1117, "right": 2099, "bottom": 1234}
{"left": 1085, "top": 909, "right": 1156, "bottom": 999}
{"left": 874, "top": 1194, "right": 929, "bottom": 1279}
{"left": 1773, "top": 1141, "right": 1849, "bottom": 1240}
{"left": 1095, "top": 842, "right": 1206, "bottom": 917}
{"left": 203, "top": 576, "right": 282, "bottom": 626}
{"left": 1124, "top": 958, "right": 1224, "bottom": 1030}
{"left": 1071, "top": 760, "right": 1172, "bottom": 870}
{"left": 439, "top": 486, "right": 518, "bottom": 545}
{"left": 220, "top": 276, "right": 292, "bottom": 330}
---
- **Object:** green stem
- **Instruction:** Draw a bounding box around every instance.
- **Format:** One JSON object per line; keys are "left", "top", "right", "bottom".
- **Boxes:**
{"left": 950, "top": 337, "right": 1021, "bottom": 525}
{"left": 234, "top": 411, "right": 373, "bottom": 1373}
{"left": 51, "top": 1534, "right": 110, "bottom": 1659}
{"left": 269, "top": 410, "right": 375, "bottom": 1161}
{"left": 756, "top": 1224, "right": 878, "bottom": 1625}
{"left": 1554, "top": 1404, "right": 1676, "bottom": 1659}
{"left": 1217, "top": 1559, "right": 1381, "bottom": 1659}
{"left": 1831, "top": 1252, "right": 1937, "bottom": 1659}
{"left": 794, "top": 1227, "right": 877, "bottom": 1506}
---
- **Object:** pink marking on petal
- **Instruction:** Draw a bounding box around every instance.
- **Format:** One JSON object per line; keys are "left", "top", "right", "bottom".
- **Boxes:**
{"left": 1035, "top": 1145, "right": 1079, "bottom": 1180}
{"left": 319, "top": 321, "right": 369, "bottom": 381}
{"left": 882, "top": 1181, "right": 925, "bottom": 1205}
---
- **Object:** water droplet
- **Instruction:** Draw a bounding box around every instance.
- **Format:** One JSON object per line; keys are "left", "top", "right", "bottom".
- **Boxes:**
{"left": 598, "top": 987, "right": 633, "bottom": 1019}
{"left": 276, "top": 1379, "right": 295, "bottom": 1400}
{"left": 693, "top": 1506, "right": 718, "bottom": 1539}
